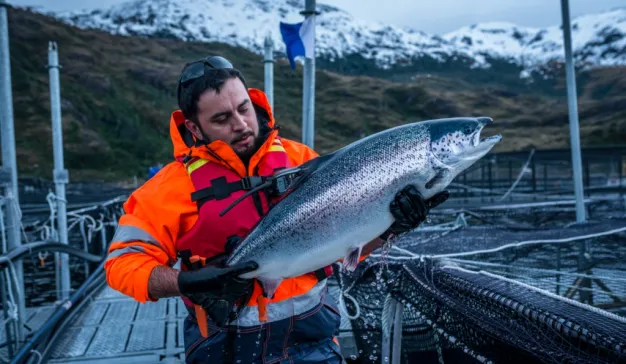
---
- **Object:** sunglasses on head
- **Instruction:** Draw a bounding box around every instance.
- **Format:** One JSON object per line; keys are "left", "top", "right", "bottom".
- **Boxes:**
{"left": 176, "top": 55, "right": 234, "bottom": 103}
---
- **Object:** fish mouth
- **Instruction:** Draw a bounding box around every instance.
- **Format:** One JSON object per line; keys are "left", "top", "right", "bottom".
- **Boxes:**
{"left": 430, "top": 117, "right": 502, "bottom": 169}
{"left": 470, "top": 117, "right": 501, "bottom": 151}
{"left": 452, "top": 118, "right": 501, "bottom": 167}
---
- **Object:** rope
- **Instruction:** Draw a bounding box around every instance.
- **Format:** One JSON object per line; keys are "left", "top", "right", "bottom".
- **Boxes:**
{"left": 68, "top": 195, "right": 127, "bottom": 215}
{"left": 23, "top": 193, "right": 113, "bottom": 256}
{"left": 46, "top": 192, "right": 58, "bottom": 241}
{"left": 1, "top": 190, "right": 32, "bottom": 244}
{"left": 28, "top": 350, "right": 43, "bottom": 364}
{"left": 8, "top": 190, "right": 23, "bottom": 222}
{"left": 430, "top": 225, "right": 626, "bottom": 259}
{"left": 467, "top": 268, "right": 624, "bottom": 299}
{"left": 369, "top": 226, "right": 626, "bottom": 263}
{"left": 368, "top": 224, "right": 464, "bottom": 261}
{"left": 2, "top": 301, "right": 18, "bottom": 325}
{"left": 449, "top": 182, "right": 532, "bottom": 199}
{"left": 391, "top": 245, "right": 419, "bottom": 257}
{"left": 0, "top": 200, "right": 7, "bottom": 253}
{"left": 448, "top": 259, "right": 626, "bottom": 283}
{"left": 499, "top": 148, "right": 535, "bottom": 201}
{"left": 2, "top": 266, "right": 19, "bottom": 326}
{"left": 341, "top": 292, "right": 361, "bottom": 320}
{"left": 335, "top": 262, "right": 361, "bottom": 320}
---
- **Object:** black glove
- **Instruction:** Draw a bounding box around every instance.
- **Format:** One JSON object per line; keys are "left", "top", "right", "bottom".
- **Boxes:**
{"left": 178, "top": 261, "right": 258, "bottom": 325}
{"left": 380, "top": 186, "right": 450, "bottom": 240}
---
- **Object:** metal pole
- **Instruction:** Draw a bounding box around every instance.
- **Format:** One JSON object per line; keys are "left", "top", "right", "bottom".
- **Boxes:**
{"left": 301, "top": 66, "right": 310, "bottom": 146}
{"left": 560, "top": 0, "right": 586, "bottom": 223}
{"left": 391, "top": 301, "right": 403, "bottom": 364}
{"left": 0, "top": 273, "right": 15, "bottom": 357}
{"left": 301, "top": 0, "right": 317, "bottom": 149}
{"left": 100, "top": 225, "right": 107, "bottom": 257}
{"left": 381, "top": 299, "right": 394, "bottom": 364}
{"left": 584, "top": 158, "right": 590, "bottom": 196}
{"left": 263, "top": 34, "right": 274, "bottom": 112}
{"left": 48, "top": 41, "right": 71, "bottom": 300}
{"left": 619, "top": 153, "right": 623, "bottom": 195}
{"left": 0, "top": 0, "right": 25, "bottom": 344}
{"left": 556, "top": 246, "right": 561, "bottom": 295}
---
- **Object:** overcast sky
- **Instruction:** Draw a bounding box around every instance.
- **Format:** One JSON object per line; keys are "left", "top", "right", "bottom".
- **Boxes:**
{"left": 9, "top": 0, "right": 625, "bottom": 34}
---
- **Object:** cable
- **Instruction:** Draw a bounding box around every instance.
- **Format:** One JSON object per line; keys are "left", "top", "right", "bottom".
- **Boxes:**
{"left": 0, "top": 241, "right": 103, "bottom": 268}
{"left": 430, "top": 225, "right": 626, "bottom": 259}
{"left": 38, "top": 279, "right": 107, "bottom": 362}
{"left": 498, "top": 149, "right": 535, "bottom": 202}
{"left": 10, "top": 261, "right": 106, "bottom": 364}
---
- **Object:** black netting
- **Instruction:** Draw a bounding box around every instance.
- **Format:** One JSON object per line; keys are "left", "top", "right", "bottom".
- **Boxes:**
{"left": 337, "top": 257, "right": 626, "bottom": 364}
{"left": 336, "top": 204, "right": 626, "bottom": 364}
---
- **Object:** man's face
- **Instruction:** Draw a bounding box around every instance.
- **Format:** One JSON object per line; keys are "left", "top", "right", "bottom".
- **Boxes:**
{"left": 185, "top": 77, "right": 261, "bottom": 161}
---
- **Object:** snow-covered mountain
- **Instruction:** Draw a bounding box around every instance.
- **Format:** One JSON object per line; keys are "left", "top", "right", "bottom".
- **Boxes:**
{"left": 48, "top": 0, "right": 626, "bottom": 75}
{"left": 443, "top": 10, "right": 626, "bottom": 74}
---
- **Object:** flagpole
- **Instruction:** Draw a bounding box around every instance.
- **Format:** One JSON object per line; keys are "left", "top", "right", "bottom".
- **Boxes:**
{"left": 560, "top": 0, "right": 586, "bottom": 223}
{"left": 300, "top": 0, "right": 318, "bottom": 149}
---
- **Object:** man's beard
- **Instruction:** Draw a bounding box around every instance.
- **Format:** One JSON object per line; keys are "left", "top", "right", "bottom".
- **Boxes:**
{"left": 233, "top": 133, "right": 264, "bottom": 165}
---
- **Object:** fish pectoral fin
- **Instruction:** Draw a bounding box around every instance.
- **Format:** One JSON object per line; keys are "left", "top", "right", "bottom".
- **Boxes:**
{"left": 342, "top": 245, "right": 363, "bottom": 272}
{"left": 258, "top": 278, "right": 282, "bottom": 300}
{"left": 425, "top": 167, "right": 449, "bottom": 190}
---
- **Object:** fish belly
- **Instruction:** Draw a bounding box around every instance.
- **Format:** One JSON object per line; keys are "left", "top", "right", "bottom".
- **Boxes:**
{"left": 239, "top": 198, "right": 395, "bottom": 281}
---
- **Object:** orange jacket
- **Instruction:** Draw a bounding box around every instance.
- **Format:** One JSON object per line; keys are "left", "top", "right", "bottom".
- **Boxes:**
{"left": 104, "top": 89, "right": 318, "bottom": 303}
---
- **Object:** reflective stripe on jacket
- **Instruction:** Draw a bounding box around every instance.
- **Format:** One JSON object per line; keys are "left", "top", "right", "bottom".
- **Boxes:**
{"left": 104, "top": 88, "right": 320, "bottom": 304}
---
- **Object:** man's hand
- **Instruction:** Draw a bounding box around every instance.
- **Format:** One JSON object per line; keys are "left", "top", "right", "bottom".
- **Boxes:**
{"left": 178, "top": 261, "right": 258, "bottom": 302}
{"left": 178, "top": 261, "right": 258, "bottom": 326}
{"left": 380, "top": 186, "right": 450, "bottom": 240}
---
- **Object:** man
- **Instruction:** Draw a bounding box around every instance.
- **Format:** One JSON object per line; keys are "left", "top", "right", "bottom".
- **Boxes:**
{"left": 105, "top": 55, "right": 449, "bottom": 363}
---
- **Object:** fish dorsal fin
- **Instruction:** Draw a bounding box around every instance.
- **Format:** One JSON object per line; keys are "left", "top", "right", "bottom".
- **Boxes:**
{"left": 283, "top": 149, "right": 342, "bottom": 191}
{"left": 300, "top": 149, "right": 340, "bottom": 174}
{"left": 219, "top": 150, "right": 342, "bottom": 217}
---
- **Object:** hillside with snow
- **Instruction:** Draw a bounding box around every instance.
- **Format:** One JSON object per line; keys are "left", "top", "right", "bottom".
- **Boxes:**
{"left": 443, "top": 10, "right": 626, "bottom": 73}
{"left": 5, "top": 5, "right": 626, "bottom": 180}
{"left": 33, "top": 0, "right": 626, "bottom": 75}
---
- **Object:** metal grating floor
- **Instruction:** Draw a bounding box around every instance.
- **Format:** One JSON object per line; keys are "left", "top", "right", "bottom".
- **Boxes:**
{"left": 0, "top": 280, "right": 356, "bottom": 363}
{"left": 0, "top": 305, "right": 57, "bottom": 362}
{"left": 47, "top": 286, "right": 186, "bottom": 363}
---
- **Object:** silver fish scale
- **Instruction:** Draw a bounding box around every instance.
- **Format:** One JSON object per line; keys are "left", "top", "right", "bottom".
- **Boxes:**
{"left": 228, "top": 123, "right": 436, "bottom": 280}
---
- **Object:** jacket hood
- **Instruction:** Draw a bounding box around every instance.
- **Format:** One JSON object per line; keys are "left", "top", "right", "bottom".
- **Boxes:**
{"left": 169, "top": 88, "right": 276, "bottom": 159}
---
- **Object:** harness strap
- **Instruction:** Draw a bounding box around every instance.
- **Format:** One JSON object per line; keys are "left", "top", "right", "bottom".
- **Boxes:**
{"left": 257, "top": 295, "right": 269, "bottom": 323}
{"left": 190, "top": 176, "right": 265, "bottom": 207}
{"left": 314, "top": 265, "right": 334, "bottom": 281}
{"left": 178, "top": 249, "right": 227, "bottom": 270}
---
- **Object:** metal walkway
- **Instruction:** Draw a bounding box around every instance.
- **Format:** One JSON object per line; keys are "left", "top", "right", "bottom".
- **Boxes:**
{"left": 46, "top": 286, "right": 186, "bottom": 363}
{"left": 37, "top": 281, "right": 356, "bottom": 364}
{"left": 0, "top": 306, "right": 56, "bottom": 362}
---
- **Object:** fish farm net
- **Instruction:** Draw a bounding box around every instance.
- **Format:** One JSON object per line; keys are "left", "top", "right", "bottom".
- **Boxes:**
{"left": 334, "top": 199, "right": 626, "bottom": 364}
{"left": 16, "top": 196, "right": 124, "bottom": 306}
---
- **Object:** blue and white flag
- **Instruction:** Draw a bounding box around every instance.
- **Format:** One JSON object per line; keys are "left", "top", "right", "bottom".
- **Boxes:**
{"left": 279, "top": 17, "right": 315, "bottom": 70}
